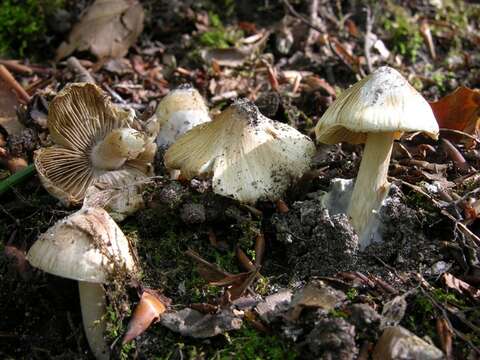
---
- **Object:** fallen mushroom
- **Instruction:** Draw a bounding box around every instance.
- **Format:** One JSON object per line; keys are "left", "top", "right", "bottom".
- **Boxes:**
{"left": 35, "top": 83, "right": 155, "bottom": 218}
{"left": 164, "top": 98, "right": 315, "bottom": 203}
{"left": 27, "top": 207, "right": 137, "bottom": 360}
{"left": 147, "top": 85, "right": 211, "bottom": 148}
{"left": 315, "top": 66, "right": 438, "bottom": 248}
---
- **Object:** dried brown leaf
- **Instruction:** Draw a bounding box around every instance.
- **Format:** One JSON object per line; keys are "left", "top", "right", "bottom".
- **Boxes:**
{"left": 0, "top": 79, "right": 23, "bottom": 136}
{"left": 122, "top": 290, "right": 169, "bottom": 344}
{"left": 442, "top": 272, "right": 480, "bottom": 299}
{"left": 56, "top": 0, "right": 144, "bottom": 60}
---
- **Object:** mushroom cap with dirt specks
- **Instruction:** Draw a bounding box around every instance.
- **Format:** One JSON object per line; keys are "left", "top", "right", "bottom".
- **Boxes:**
{"left": 34, "top": 83, "right": 155, "bottom": 207}
{"left": 26, "top": 207, "right": 137, "bottom": 283}
{"left": 315, "top": 66, "right": 439, "bottom": 144}
{"left": 153, "top": 86, "right": 211, "bottom": 147}
{"left": 164, "top": 99, "right": 316, "bottom": 203}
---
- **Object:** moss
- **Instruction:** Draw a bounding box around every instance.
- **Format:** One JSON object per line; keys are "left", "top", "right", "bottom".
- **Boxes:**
{"left": 216, "top": 325, "right": 298, "bottom": 360}
{"left": 198, "top": 11, "right": 243, "bottom": 49}
{"left": 0, "top": 0, "right": 65, "bottom": 57}
{"left": 381, "top": 3, "right": 423, "bottom": 63}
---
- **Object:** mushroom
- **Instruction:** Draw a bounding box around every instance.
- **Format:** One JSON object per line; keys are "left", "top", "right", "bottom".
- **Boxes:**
{"left": 35, "top": 83, "right": 155, "bottom": 217}
{"left": 165, "top": 98, "right": 315, "bottom": 203}
{"left": 27, "top": 207, "right": 137, "bottom": 360}
{"left": 148, "top": 85, "right": 211, "bottom": 148}
{"left": 315, "top": 66, "right": 439, "bottom": 247}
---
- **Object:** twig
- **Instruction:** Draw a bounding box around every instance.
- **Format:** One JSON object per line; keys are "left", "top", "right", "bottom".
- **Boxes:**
{"left": 0, "top": 64, "right": 31, "bottom": 103}
{"left": 66, "top": 56, "right": 95, "bottom": 84}
{"left": 420, "top": 286, "right": 480, "bottom": 355}
{"left": 282, "top": 0, "right": 324, "bottom": 34}
{"left": 0, "top": 60, "right": 32, "bottom": 74}
{"left": 393, "top": 178, "right": 480, "bottom": 248}
{"left": 364, "top": 6, "right": 374, "bottom": 74}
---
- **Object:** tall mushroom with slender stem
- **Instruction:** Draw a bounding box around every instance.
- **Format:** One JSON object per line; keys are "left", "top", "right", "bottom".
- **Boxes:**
{"left": 165, "top": 99, "right": 315, "bottom": 203}
{"left": 315, "top": 66, "right": 439, "bottom": 247}
{"left": 35, "top": 83, "right": 156, "bottom": 219}
{"left": 27, "top": 207, "right": 137, "bottom": 360}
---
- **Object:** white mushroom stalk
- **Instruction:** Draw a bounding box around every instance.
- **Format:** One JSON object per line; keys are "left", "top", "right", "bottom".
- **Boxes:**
{"left": 315, "top": 66, "right": 439, "bottom": 247}
{"left": 27, "top": 207, "right": 137, "bottom": 360}
{"left": 91, "top": 128, "right": 146, "bottom": 170}
{"left": 165, "top": 99, "right": 315, "bottom": 203}
{"left": 347, "top": 132, "right": 395, "bottom": 235}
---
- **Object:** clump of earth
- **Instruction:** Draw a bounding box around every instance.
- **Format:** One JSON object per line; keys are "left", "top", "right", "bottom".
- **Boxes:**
{"left": 272, "top": 183, "right": 443, "bottom": 284}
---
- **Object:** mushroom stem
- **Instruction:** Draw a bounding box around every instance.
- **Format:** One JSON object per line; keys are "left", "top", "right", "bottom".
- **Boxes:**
{"left": 347, "top": 132, "right": 394, "bottom": 247}
{"left": 78, "top": 281, "right": 110, "bottom": 360}
{"left": 91, "top": 129, "right": 145, "bottom": 170}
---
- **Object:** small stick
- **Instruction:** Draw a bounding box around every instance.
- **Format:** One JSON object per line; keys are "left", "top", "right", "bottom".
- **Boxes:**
{"left": 66, "top": 57, "right": 95, "bottom": 84}
{"left": 0, "top": 60, "right": 33, "bottom": 74}
{"left": 364, "top": 6, "right": 374, "bottom": 74}
{"left": 0, "top": 64, "right": 31, "bottom": 103}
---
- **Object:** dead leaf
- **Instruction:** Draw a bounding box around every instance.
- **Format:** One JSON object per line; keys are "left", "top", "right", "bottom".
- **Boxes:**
{"left": 430, "top": 86, "right": 480, "bottom": 136}
{"left": 123, "top": 290, "right": 169, "bottom": 343}
{"left": 442, "top": 272, "right": 480, "bottom": 299}
{"left": 0, "top": 79, "right": 23, "bottom": 136}
{"left": 56, "top": 0, "right": 144, "bottom": 60}
{"left": 255, "top": 289, "right": 292, "bottom": 323}
{"left": 160, "top": 307, "right": 242, "bottom": 338}
{"left": 287, "top": 283, "right": 346, "bottom": 321}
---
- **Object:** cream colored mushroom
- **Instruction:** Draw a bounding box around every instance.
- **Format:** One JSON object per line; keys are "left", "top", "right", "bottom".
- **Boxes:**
{"left": 27, "top": 207, "right": 137, "bottom": 360}
{"left": 148, "top": 85, "right": 211, "bottom": 148}
{"left": 165, "top": 99, "right": 315, "bottom": 203}
{"left": 35, "top": 83, "right": 155, "bottom": 218}
{"left": 315, "top": 66, "right": 439, "bottom": 247}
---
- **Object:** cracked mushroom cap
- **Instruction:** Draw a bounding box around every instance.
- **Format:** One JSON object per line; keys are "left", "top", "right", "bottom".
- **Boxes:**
{"left": 27, "top": 207, "right": 136, "bottom": 283}
{"left": 315, "top": 66, "right": 439, "bottom": 144}
{"left": 153, "top": 86, "right": 211, "bottom": 148}
{"left": 35, "top": 83, "right": 155, "bottom": 206}
{"left": 164, "top": 99, "right": 315, "bottom": 203}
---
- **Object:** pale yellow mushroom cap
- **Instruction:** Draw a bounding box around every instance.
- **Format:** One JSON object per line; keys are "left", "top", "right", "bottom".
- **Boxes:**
{"left": 165, "top": 99, "right": 315, "bottom": 203}
{"left": 27, "top": 207, "right": 136, "bottom": 283}
{"left": 315, "top": 66, "right": 439, "bottom": 145}
{"left": 153, "top": 86, "right": 211, "bottom": 147}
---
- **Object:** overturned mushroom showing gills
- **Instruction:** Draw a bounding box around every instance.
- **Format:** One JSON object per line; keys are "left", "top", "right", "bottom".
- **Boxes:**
{"left": 149, "top": 85, "right": 211, "bottom": 148}
{"left": 35, "top": 83, "right": 155, "bottom": 213}
{"left": 27, "top": 207, "right": 137, "bottom": 360}
{"left": 315, "top": 66, "right": 439, "bottom": 248}
{"left": 165, "top": 99, "right": 315, "bottom": 203}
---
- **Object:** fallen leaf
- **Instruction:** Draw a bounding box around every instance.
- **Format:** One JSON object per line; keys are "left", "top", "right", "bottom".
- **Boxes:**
{"left": 122, "top": 290, "right": 169, "bottom": 343}
{"left": 373, "top": 326, "right": 444, "bottom": 360}
{"left": 287, "top": 283, "right": 346, "bottom": 321}
{"left": 430, "top": 86, "right": 480, "bottom": 136}
{"left": 160, "top": 307, "right": 242, "bottom": 338}
{"left": 442, "top": 272, "right": 480, "bottom": 299}
{"left": 255, "top": 289, "right": 292, "bottom": 323}
{"left": 0, "top": 79, "right": 23, "bottom": 136}
{"left": 56, "top": 0, "right": 144, "bottom": 60}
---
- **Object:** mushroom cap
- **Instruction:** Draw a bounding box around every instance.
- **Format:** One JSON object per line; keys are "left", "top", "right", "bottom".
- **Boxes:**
{"left": 154, "top": 86, "right": 211, "bottom": 147}
{"left": 165, "top": 99, "right": 315, "bottom": 203}
{"left": 27, "top": 207, "right": 137, "bottom": 283}
{"left": 315, "top": 66, "right": 439, "bottom": 145}
{"left": 35, "top": 83, "right": 154, "bottom": 205}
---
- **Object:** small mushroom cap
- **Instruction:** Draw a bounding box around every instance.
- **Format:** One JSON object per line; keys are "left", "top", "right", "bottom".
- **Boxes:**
{"left": 154, "top": 87, "right": 211, "bottom": 147}
{"left": 165, "top": 99, "right": 315, "bottom": 203}
{"left": 315, "top": 66, "right": 439, "bottom": 145}
{"left": 27, "top": 207, "right": 136, "bottom": 283}
{"left": 35, "top": 83, "right": 154, "bottom": 205}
